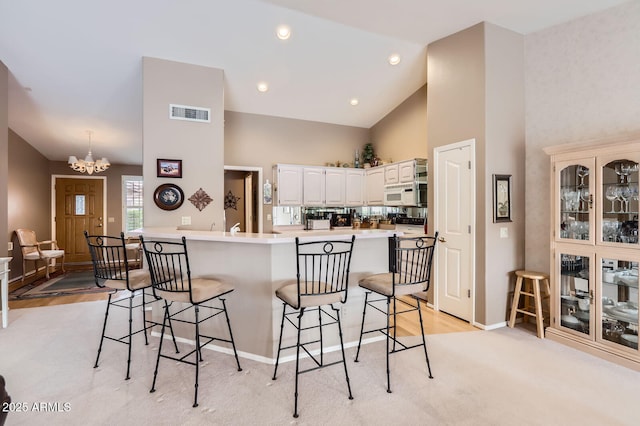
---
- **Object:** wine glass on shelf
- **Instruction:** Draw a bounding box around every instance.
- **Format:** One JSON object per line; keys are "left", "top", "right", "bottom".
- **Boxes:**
{"left": 621, "top": 163, "right": 632, "bottom": 184}
{"left": 615, "top": 163, "right": 624, "bottom": 183}
{"left": 576, "top": 166, "right": 589, "bottom": 186}
{"left": 579, "top": 188, "right": 590, "bottom": 211}
{"left": 619, "top": 186, "right": 632, "bottom": 213}
{"left": 605, "top": 185, "right": 619, "bottom": 213}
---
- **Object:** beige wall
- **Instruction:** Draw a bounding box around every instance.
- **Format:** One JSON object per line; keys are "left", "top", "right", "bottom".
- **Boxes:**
{"left": 484, "top": 23, "right": 525, "bottom": 325}
{"left": 0, "top": 62, "right": 7, "bottom": 261}
{"left": 143, "top": 57, "right": 224, "bottom": 231}
{"left": 427, "top": 23, "right": 487, "bottom": 321}
{"left": 223, "top": 111, "right": 370, "bottom": 231}
{"left": 370, "top": 84, "right": 428, "bottom": 163}
{"left": 7, "top": 130, "right": 51, "bottom": 280}
{"left": 427, "top": 22, "right": 525, "bottom": 326}
{"left": 524, "top": 1, "right": 640, "bottom": 273}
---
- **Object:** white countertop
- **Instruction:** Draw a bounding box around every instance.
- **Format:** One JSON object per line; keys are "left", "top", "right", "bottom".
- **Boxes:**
{"left": 131, "top": 227, "right": 399, "bottom": 244}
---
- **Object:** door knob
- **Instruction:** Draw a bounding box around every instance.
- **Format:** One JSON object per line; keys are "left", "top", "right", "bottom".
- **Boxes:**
{"left": 438, "top": 237, "right": 446, "bottom": 243}
{"left": 97, "top": 224, "right": 103, "bottom": 228}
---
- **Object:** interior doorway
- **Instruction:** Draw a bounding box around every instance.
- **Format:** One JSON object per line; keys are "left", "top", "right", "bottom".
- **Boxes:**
{"left": 223, "top": 166, "right": 263, "bottom": 233}
{"left": 52, "top": 175, "right": 107, "bottom": 263}
{"left": 433, "top": 139, "right": 475, "bottom": 323}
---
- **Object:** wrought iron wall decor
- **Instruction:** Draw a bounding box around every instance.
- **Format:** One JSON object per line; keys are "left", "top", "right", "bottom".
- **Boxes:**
{"left": 188, "top": 188, "right": 213, "bottom": 211}
{"left": 224, "top": 190, "right": 241, "bottom": 210}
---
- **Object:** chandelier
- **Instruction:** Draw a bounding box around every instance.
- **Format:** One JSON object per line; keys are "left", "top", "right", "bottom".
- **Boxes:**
{"left": 68, "top": 131, "right": 110, "bottom": 174}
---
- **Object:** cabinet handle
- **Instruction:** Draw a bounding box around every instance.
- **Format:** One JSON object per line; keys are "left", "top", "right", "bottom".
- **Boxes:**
{"left": 438, "top": 237, "right": 446, "bottom": 243}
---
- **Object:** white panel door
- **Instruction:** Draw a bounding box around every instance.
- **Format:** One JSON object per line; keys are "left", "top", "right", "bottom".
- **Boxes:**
{"left": 435, "top": 141, "right": 474, "bottom": 321}
{"left": 303, "top": 167, "right": 325, "bottom": 206}
{"left": 325, "top": 168, "right": 346, "bottom": 206}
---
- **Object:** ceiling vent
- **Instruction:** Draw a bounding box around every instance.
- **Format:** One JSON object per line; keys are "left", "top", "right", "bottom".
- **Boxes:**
{"left": 169, "top": 104, "right": 211, "bottom": 123}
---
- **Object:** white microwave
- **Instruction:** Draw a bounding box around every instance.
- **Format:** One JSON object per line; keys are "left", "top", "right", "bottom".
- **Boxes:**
{"left": 384, "top": 183, "right": 426, "bottom": 206}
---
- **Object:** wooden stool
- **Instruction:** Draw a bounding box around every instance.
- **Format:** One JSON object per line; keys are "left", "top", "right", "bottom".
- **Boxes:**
{"left": 508, "top": 270, "right": 550, "bottom": 338}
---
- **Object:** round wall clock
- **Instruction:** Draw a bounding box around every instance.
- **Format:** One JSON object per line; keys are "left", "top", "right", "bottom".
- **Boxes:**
{"left": 153, "top": 183, "right": 184, "bottom": 211}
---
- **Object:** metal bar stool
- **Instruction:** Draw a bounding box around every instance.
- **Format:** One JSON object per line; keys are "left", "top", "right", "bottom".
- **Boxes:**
{"left": 508, "top": 270, "right": 551, "bottom": 338}
{"left": 272, "top": 235, "right": 356, "bottom": 418}
{"left": 354, "top": 233, "right": 438, "bottom": 393}
{"left": 141, "top": 236, "right": 242, "bottom": 408}
{"left": 85, "top": 231, "right": 178, "bottom": 380}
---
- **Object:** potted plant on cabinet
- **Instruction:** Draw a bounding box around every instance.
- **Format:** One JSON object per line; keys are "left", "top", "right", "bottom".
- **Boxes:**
{"left": 362, "top": 143, "right": 375, "bottom": 167}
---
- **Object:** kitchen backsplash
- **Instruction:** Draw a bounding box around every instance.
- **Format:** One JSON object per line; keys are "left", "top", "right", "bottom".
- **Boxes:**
{"left": 272, "top": 206, "right": 427, "bottom": 226}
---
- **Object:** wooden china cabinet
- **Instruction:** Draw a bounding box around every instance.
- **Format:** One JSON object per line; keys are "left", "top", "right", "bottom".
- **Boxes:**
{"left": 545, "top": 135, "right": 640, "bottom": 370}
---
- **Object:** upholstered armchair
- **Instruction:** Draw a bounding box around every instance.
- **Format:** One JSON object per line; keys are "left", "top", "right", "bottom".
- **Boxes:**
{"left": 15, "top": 229, "right": 65, "bottom": 283}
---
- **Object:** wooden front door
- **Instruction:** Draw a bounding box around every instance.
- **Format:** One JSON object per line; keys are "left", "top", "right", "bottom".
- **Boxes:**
{"left": 55, "top": 177, "right": 105, "bottom": 263}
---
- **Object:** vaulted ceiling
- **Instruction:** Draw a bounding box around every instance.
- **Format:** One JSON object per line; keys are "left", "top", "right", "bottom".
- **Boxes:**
{"left": 0, "top": 0, "right": 628, "bottom": 164}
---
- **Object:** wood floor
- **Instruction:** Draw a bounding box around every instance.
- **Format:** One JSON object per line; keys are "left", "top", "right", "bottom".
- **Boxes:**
{"left": 8, "top": 290, "right": 477, "bottom": 336}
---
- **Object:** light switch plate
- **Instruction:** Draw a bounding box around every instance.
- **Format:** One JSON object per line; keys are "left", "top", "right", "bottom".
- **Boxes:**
{"left": 181, "top": 216, "right": 191, "bottom": 225}
{"left": 8, "top": 241, "right": 13, "bottom": 251}
{"left": 108, "top": 217, "right": 115, "bottom": 223}
{"left": 500, "top": 227, "right": 508, "bottom": 238}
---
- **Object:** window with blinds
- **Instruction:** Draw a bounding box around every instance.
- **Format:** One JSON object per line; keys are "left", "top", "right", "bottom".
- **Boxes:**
{"left": 122, "top": 176, "right": 143, "bottom": 232}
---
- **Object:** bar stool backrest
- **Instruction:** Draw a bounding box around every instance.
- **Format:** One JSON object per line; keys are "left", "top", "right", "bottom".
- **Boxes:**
{"left": 140, "top": 236, "right": 193, "bottom": 299}
{"left": 295, "top": 235, "right": 356, "bottom": 307}
{"left": 84, "top": 231, "right": 133, "bottom": 289}
{"left": 388, "top": 232, "right": 439, "bottom": 293}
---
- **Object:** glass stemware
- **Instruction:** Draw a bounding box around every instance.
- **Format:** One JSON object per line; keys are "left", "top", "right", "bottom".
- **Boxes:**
{"left": 621, "top": 163, "right": 632, "bottom": 184}
{"left": 577, "top": 166, "right": 589, "bottom": 186}
{"left": 580, "top": 188, "right": 590, "bottom": 211}
{"left": 605, "top": 186, "right": 619, "bottom": 213}
{"left": 619, "top": 186, "right": 632, "bottom": 213}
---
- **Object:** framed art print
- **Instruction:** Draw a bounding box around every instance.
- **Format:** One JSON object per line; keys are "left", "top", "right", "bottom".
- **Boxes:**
{"left": 493, "top": 174, "right": 512, "bottom": 223}
{"left": 157, "top": 159, "right": 182, "bottom": 178}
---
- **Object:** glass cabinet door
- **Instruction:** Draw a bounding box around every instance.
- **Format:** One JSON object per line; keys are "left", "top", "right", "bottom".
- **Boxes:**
{"left": 559, "top": 253, "right": 592, "bottom": 336}
{"left": 601, "top": 257, "right": 639, "bottom": 350}
{"left": 557, "top": 159, "right": 594, "bottom": 243}
{"left": 601, "top": 158, "right": 639, "bottom": 245}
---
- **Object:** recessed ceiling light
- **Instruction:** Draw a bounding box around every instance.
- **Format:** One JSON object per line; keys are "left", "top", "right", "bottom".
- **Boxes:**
{"left": 276, "top": 25, "right": 291, "bottom": 40}
{"left": 257, "top": 82, "right": 269, "bottom": 93}
{"left": 350, "top": 98, "right": 359, "bottom": 106}
{"left": 388, "top": 54, "right": 401, "bottom": 65}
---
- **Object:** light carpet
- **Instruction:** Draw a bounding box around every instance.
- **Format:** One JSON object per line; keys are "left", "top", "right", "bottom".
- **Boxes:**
{"left": 1, "top": 301, "right": 639, "bottom": 425}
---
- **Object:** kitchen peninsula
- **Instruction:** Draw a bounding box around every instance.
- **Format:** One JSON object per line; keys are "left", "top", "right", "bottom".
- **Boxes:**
{"left": 134, "top": 227, "right": 398, "bottom": 362}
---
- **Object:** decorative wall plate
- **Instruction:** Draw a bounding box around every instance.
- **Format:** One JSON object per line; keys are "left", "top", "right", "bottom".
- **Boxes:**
{"left": 154, "top": 183, "right": 184, "bottom": 211}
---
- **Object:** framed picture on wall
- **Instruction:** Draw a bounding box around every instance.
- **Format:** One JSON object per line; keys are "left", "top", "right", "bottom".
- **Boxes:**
{"left": 493, "top": 174, "right": 512, "bottom": 223}
{"left": 157, "top": 159, "right": 182, "bottom": 178}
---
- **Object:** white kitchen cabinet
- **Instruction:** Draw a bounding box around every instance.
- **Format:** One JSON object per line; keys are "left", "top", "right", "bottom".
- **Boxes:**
{"left": 345, "top": 169, "right": 365, "bottom": 206}
{"left": 398, "top": 160, "right": 416, "bottom": 183}
{"left": 384, "top": 164, "right": 399, "bottom": 185}
{"left": 303, "top": 167, "right": 325, "bottom": 206}
{"left": 325, "top": 168, "right": 346, "bottom": 206}
{"left": 274, "top": 164, "right": 303, "bottom": 205}
{"left": 545, "top": 136, "right": 640, "bottom": 370}
{"left": 366, "top": 167, "right": 385, "bottom": 206}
